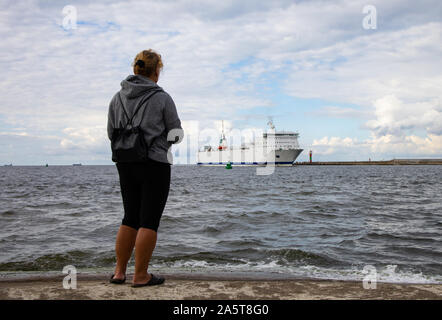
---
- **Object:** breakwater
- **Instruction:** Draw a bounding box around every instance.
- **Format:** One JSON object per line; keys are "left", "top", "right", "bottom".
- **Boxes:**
{"left": 295, "top": 159, "right": 442, "bottom": 165}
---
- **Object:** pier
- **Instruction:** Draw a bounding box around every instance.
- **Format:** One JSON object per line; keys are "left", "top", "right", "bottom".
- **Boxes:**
{"left": 294, "top": 159, "right": 442, "bottom": 165}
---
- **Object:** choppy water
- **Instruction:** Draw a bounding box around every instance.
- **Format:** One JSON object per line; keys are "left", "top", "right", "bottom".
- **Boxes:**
{"left": 0, "top": 165, "right": 441, "bottom": 283}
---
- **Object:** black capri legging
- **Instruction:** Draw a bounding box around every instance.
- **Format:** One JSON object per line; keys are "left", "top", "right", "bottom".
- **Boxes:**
{"left": 116, "top": 159, "right": 171, "bottom": 232}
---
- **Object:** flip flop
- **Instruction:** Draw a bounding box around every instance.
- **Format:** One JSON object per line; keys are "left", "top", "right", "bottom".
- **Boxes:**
{"left": 132, "top": 273, "right": 165, "bottom": 288}
{"left": 109, "top": 274, "right": 126, "bottom": 284}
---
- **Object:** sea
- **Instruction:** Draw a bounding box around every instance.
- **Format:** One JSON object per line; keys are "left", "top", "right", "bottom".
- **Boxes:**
{"left": 0, "top": 165, "right": 441, "bottom": 283}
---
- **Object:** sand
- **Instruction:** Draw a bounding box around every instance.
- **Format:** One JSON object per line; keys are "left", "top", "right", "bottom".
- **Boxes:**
{"left": 0, "top": 273, "right": 440, "bottom": 300}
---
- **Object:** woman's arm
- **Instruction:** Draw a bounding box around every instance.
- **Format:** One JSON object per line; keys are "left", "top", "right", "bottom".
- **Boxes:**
{"left": 107, "top": 95, "right": 116, "bottom": 141}
{"left": 163, "top": 94, "right": 183, "bottom": 144}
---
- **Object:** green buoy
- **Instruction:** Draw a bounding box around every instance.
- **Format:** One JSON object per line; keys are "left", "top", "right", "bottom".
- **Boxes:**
{"left": 225, "top": 161, "right": 232, "bottom": 169}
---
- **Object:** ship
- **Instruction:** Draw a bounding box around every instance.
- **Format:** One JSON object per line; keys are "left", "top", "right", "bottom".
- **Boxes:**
{"left": 197, "top": 120, "right": 303, "bottom": 166}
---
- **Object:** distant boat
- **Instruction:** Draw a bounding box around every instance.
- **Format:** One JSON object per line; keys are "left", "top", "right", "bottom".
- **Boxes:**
{"left": 3, "top": 164, "right": 12, "bottom": 166}
{"left": 73, "top": 163, "right": 82, "bottom": 166}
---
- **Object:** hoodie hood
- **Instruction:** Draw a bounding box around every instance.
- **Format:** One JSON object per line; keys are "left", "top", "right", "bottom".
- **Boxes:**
{"left": 120, "top": 74, "right": 163, "bottom": 99}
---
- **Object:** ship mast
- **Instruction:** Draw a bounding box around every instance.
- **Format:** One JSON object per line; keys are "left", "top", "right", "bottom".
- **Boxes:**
{"left": 218, "top": 120, "right": 227, "bottom": 150}
{"left": 267, "top": 117, "right": 275, "bottom": 130}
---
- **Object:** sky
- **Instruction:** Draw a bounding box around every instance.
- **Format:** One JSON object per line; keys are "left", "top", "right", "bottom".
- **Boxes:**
{"left": 0, "top": 0, "right": 441, "bottom": 164}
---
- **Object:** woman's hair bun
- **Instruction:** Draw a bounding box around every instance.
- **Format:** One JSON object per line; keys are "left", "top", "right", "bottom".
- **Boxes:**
{"left": 135, "top": 59, "right": 145, "bottom": 68}
{"left": 133, "top": 49, "right": 163, "bottom": 77}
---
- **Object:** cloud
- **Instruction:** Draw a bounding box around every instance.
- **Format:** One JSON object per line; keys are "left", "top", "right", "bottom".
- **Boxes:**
{"left": 366, "top": 95, "right": 442, "bottom": 136}
{"left": 60, "top": 126, "right": 108, "bottom": 151}
{"left": 0, "top": 131, "right": 61, "bottom": 165}
{"left": 310, "top": 94, "right": 442, "bottom": 159}
{"left": 312, "top": 133, "right": 442, "bottom": 159}
{"left": 282, "top": 22, "right": 442, "bottom": 106}
{"left": 312, "top": 136, "right": 362, "bottom": 156}
{"left": 310, "top": 106, "right": 372, "bottom": 119}
{"left": 1, "top": 0, "right": 441, "bottom": 163}
{"left": 368, "top": 133, "right": 442, "bottom": 155}
{"left": 281, "top": 13, "right": 442, "bottom": 158}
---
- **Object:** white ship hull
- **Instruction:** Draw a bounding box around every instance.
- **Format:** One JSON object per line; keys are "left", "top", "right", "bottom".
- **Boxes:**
{"left": 197, "top": 148, "right": 303, "bottom": 166}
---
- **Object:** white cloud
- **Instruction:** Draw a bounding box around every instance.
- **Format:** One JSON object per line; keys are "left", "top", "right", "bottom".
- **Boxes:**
{"left": 283, "top": 22, "right": 442, "bottom": 106}
{"left": 1, "top": 0, "right": 441, "bottom": 163}
{"left": 310, "top": 94, "right": 442, "bottom": 159}
{"left": 312, "top": 136, "right": 362, "bottom": 156}
{"left": 61, "top": 126, "right": 108, "bottom": 151}
{"left": 282, "top": 17, "right": 442, "bottom": 158}
{"left": 368, "top": 133, "right": 442, "bottom": 155}
{"left": 366, "top": 95, "right": 442, "bottom": 136}
{"left": 312, "top": 133, "right": 442, "bottom": 159}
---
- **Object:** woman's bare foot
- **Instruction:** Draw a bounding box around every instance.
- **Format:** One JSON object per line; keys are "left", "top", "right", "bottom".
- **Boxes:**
{"left": 132, "top": 272, "right": 152, "bottom": 285}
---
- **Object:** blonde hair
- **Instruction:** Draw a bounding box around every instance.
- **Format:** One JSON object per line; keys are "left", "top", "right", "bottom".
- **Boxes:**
{"left": 132, "top": 49, "right": 163, "bottom": 77}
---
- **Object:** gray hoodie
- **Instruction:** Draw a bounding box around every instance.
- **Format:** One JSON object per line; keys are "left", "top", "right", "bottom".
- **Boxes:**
{"left": 107, "top": 75, "right": 182, "bottom": 164}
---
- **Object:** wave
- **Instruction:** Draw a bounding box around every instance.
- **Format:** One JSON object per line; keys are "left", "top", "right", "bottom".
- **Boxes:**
{"left": 1, "top": 248, "right": 440, "bottom": 284}
{"left": 1, "top": 210, "right": 16, "bottom": 215}
{"left": 364, "top": 232, "right": 440, "bottom": 243}
{"left": 267, "top": 248, "right": 339, "bottom": 265}
{"left": 153, "top": 260, "right": 441, "bottom": 284}
{"left": 0, "top": 250, "right": 114, "bottom": 272}
{"left": 154, "top": 247, "right": 340, "bottom": 268}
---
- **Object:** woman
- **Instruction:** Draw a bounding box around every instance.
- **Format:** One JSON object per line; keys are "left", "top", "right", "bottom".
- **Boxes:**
{"left": 107, "top": 49, "right": 182, "bottom": 287}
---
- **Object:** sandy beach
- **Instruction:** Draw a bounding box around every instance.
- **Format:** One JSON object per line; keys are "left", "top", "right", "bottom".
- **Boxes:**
{"left": 0, "top": 273, "right": 440, "bottom": 300}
